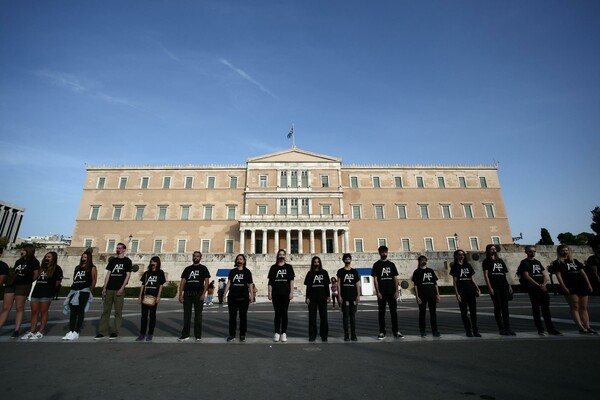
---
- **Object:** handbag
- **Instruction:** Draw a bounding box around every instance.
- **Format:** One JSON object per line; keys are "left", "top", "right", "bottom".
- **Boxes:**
{"left": 142, "top": 294, "right": 156, "bottom": 306}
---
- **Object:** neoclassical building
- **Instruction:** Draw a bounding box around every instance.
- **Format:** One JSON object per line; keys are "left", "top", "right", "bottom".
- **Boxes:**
{"left": 72, "top": 147, "right": 513, "bottom": 254}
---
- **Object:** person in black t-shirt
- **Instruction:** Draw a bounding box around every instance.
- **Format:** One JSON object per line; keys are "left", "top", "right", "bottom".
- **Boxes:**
{"left": 268, "top": 249, "right": 295, "bottom": 342}
{"left": 336, "top": 253, "right": 361, "bottom": 341}
{"left": 517, "top": 246, "right": 562, "bottom": 336}
{"left": 136, "top": 256, "right": 166, "bottom": 342}
{"left": 411, "top": 255, "right": 440, "bottom": 337}
{"left": 0, "top": 245, "right": 40, "bottom": 338}
{"left": 63, "top": 252, "right": 97, "bottom": 341}
{"left": 585, "top": 244, "right": 600, "bottom": 296}
{"left": 22, "top": 251, "right": 63, "bottom": 340}
{"left": 371, "top": 245, "right": 402, "bottom": 339}
{"left": 304, "top": 256, "right": 331, "bottom": 342}
{"left": 553, "top": 245, "right": 596, "bottom": 334}
{"left": 450, "top": 250, "right": 481, "bottom": 337}
{"left": 0, "top": 247, "right": 8, "bottom": 288}
{"left": 178, "top": 251, "right": 211, "bottom": 341}
{"left": 482, "top": 244, "right": 515, "bottom": 336}
{"left": 223, "top": 254, "right": 254, "bottom": 342}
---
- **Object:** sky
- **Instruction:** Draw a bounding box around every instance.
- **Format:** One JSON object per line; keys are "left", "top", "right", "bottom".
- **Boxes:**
{"left": 0, "top": 0, "right": 598, "bottom": 244}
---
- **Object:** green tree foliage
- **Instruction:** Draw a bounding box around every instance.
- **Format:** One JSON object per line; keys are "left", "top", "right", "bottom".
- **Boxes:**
{"left": 591, "top": 206, "right": 600, "bottom": 236}
{"left": 0, "top": 236, "right": 8, "bottom": 248}
{"left": 557, "top": 232, "right": 595, "bottom": 246}
{"left": 537, "top": 228, "right": 554, "bottom": 245}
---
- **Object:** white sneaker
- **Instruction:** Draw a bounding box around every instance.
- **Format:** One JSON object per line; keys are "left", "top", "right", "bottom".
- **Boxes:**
{"left": 69, "top": 332, "right": 79, "bottom": 341}
{"left": 31, "top": 332, "right": 44, "bottom": 340}
{"left": 20, "top": 332, "right": 34, "bottom": 340}
{"left": 273, "top": 333, "right": 280, "bottom": 342}
{"left": 280, "top": 333, "right": 287, "bottom": 342}
{"left": 62, "top": 331, "right": 73, "bottom": 340}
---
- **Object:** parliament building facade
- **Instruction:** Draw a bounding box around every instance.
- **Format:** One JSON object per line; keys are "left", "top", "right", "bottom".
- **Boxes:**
{"left": 72, "top": 147, "right": 513, "bottom": 255}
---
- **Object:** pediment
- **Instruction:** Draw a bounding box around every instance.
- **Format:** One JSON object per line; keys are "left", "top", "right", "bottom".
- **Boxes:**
{"left": 247, "top": 147, "right": 341, "bottom": 164}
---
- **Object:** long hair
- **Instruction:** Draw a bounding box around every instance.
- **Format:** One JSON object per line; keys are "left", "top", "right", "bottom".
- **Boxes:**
{"left": 485, "top": 244, "right": 499, "bottom": 261}
{"left": 21, "top": 244, "right": 36, "bottom": 260}
{"left": 42, "top": 251, "right": 58, "bottom": 278}
{"left": 275, "top": 249, "right": 286, "bottom": 262}
{"left": 556, "top": 245, "right": 573, "bottom": 263}
{"left": 453, "top": 249, "right": 466, "bottom": 267}
{"left": 234, "top": 254, "right": 247, "bottom": 269}
{"left": 79, "top": 252, "right": 95, "bottom": 272}
{"left": 310, "top": 256, "right": 322, "bottom": 272}
{"left": 147, "top": 256, "right": 161, "bottom": 271}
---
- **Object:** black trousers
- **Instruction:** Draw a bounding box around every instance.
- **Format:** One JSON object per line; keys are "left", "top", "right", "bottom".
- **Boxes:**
{"left": 341, "top": 299, "right": 357, "bottom": 338}
{"left": 272, "top": 295, "right": 290, "bottom": 334}
{"left": 490, "top": 286, "right": 511, "bottom": 331}
{"left": 69, "top": 292, "right": 90, "bottom": 333}
{"left": 457, "top": 291, "right": 479, "bottom": 333}
{"left": 308, "top": 299, "right": 328, "bottom": 340}
{"left": 377, "top": 294, "right": 398, "bottom": 335}
{"left": 140, "top": 303, "right": 157, "bottom": 335}
{"left": 527, "top": 289, "right": 555, "bottom": 331}
{"left": 182, "top": 293, "right": 204, "bottom": 338}
{"left": 418, "top": 296, "right": 438, "bottom": 332}
{"left": 228, "top": 297, "right": 250, "bottom": 337}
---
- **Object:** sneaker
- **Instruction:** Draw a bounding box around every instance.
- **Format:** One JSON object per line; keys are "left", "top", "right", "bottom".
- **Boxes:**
{"left": 62, "top": 331, "right": 74, "bottom": 340}
{"left": 351, "top": 336, "right": 358, "bottom": 341}
{"left": 136, "top": 335, "right": 145, "bottom": 342}
{"left": 473, "top": 331, "right": 482, "bottom": 337}
{"left": 281, "top": 333, "right": 287, "bottom": 342}
{"left": 31, "top": 332, "right": 44, "bottom": 340}
{"left": 196, "top": 337, "right": 202, "bottom": 341}
{"left": 344, "top": 335, "right": 350, "bottom": 342}
{"left": 433, "top": 331, "right": 441, "bottom": 337}
{"left": 309, "top": 338, "right": 316, "bottom": 342}
{"left": 538, "top": 330, "right": 546, "bottom": 336}
{"left": 321, "top": 337, "right": 328, "bottom": 342}
{"left": 94, "top": 334, "right": 105, "bottom": 340}
{"left": 377, "top": 333, "right": 385, "bottom": 340}
{"left": 240, "top": 335, "right": 246, "bottom": 342}
{"left": 394, "top": 332, "right": 404, "bottom": 339}
{"left": 70, "top": 332, "right": 80, "bottom": 341}
{"left": 499, "top": 330, "right": 510, "bottom": 336}
{"left": 20, "top": 332, "right": 34, "bottom": 340}
{"left": 579, "top": 329, "right": 590, "bottom": 335}
{"left": 507, "top": 330, "right": 517, "bottom": 336}
{"left": 420, "top": 331, "right": 427, "bottom": 337}
{"left": 273, "top": 333, "right": 280, "bottom": 342}
{"left": 587, "top": 328, "right": 599, "bottom": 335}
{"left": 466, "top": 331, "right": 474, "bottom": 337}
{"left": 178, "top": 335, "right": 190, "bottom": 341}
{"left": 146, "top": 335, "right": 153, "bottom": 342}
{"left": 226, "top": 336, "right": 235, "bottom": 342}
{"left": 11, "top": 330, "right": 20, "bottom": 339}
{"left": 547, "top": 329, "right": 562, "bottom": 336}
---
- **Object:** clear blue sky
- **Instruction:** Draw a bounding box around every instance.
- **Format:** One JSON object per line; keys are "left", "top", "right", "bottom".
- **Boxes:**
{"left": 1, "top": 0, "right": 598, "bottom": 244}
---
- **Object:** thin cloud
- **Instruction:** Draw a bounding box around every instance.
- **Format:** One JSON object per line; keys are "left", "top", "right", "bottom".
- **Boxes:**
{"left": 95, "top": 92, "right": 148, "bottom": 112}
{"left": 159, "top": 44, "right": 185, "bottom": 66}
{"left": 219, "top": 58, "right": 278, "bottom": 100}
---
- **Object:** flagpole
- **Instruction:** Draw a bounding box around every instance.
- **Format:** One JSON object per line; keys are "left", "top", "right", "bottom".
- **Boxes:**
{"left": 292, "top": 123, "right": 295, "bottom": 147}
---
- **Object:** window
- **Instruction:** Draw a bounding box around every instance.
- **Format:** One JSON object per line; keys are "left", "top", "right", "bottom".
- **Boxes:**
{"left": 401, "top": 238, "right": 411, "bottom": 252}
{"left": 290, "top": 199, "right": 298, "bottom": 215}
{"left": 350, "top": 176, "right": 358, "bottom": 188}
{"left": 491, "top": 236, "right": 501, "bottom": 245}
{"left": 259, "top": 175, "right": 267, "bottom": 188}
{"left": 321, "top": 175, "right": 329, "bottom": 188}
{"left": 204, "top": 205, "right": 213, "bottom": 220}
{"left": 479, "top": 176, "right": 488, "bottom": 188}
{"left": 135, "top": 206, "right": 145, "bottom": 220}
{"left": 258, "top": 205, "right": 267, "bottom": 215}
{"left": 469, "top": 237, "right": 480, "bottom": 251}
{"left": 301, "top": 170, "right": 309, "bottom": 187}
{"left": 119, "top": 177, "right": 127, "bottom": 189}
{"left": 130, "top": 240, "right": 139, "bottom": 253}
{"left": 352, "top": 205, "right": 362, "bottom": 220}
{"left": 96, "top": 177, "right": 106, "bottom": 189}
{"left": 280, "top": 171, "right": 287, "bottom": 187}
{"left": 84, "top": 239, "right": 93, "bottom": 248}
{"left": 181, "top": 205, "right": 190, "bottom": 220}
{"left": 201, "top": 239, "right": 210, "bottom": 253}
{"left": 394, "top": 176, "right": 403, "bottom": 188}
{"left": 458, "top": 176, "right": 467, "bottom": 188}
{"left": 158, "top": 205, "right": 168, "bottom": 220}
{"left": 447, "top": 237, "right": 457, "bottom": 251}
{"left": 321, "top": 204, "right": 331, "bottom": 215}
{"left": 463, "top": 204, "right": 474, "bottom": 219}
{"left": 290, "top": 170, "right": 298, "bottom": 187}
{"left": 373, "top": 176, "right": 381, "bottom": 188}
{"left": 374, "top": 205, "right": 384, "bottom": 220}
{"left": 185, "top": 176, "right": 193, "bottom": 189}
{"left": 225, "top": 239, "right": 234, "bottom": 254}
{"left": 279, "top": 199, "right": 287, "bottom": 214}
{"left": 424, "top": 237, "right": 434, "bottom": 251}
{"left": 207, "top": 176, "right": 215, "bottom": 189}
{"left": 229, "top": 176, "right": 238, "bottom": 189}
{"left": 141, "top": 177, "right": 149, "bottom": 189}
{"left": 420, "top": 205, "right": 429, "bottom": 219}
{"left": 378, "top": 238, "right": 387, "bottom": 248}
{"left": 437, "top": 176, "right": 446, "bottom": 188}
{"left": 227, "top": 205, "right": 236, "bottom": 220}
{"left": 416, "top": 176, "right": 424, "bottom": 188}
{"left": 112, "top": 206, "right": 123, "bottom": 221}
{"left": 484, "top": 204, "right": 495, "bottom": 219}
{"left": 441, "top": 204, "right": 452, "bottom": 219}
{"left": 153, "top": 240, "right": 162, "bottom": 253}
{"left": 301, "top": 199, "right": 309, "bottom": 214}
{"left": 90, "top": 206, "right": 100, "bottom": 220}
{"left": 162, "top": 176, "right": 171, "bottom": 189}
{"left": 397, "top": 205, "right": 407, "bottom": 219}
{"left": 354, "top": 239, "right": 364, "bottom": 253}
{"left": 177, "top": 240, "right": 187, "bottom": 253}
{"left": 106, "top": 240, "right": 116, "bottom": 253}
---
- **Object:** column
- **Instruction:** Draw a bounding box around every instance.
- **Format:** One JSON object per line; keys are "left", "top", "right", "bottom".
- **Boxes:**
{"left": 321, "top": 229, "right": 327, "bottom": 253}
{"left": 286, "top": 229, "right": 291, "bottom": 254}
{"left": 262, "top": 230, "right": 267, "bottom": 254}
{"left": 274, "top": 230, "right": 280, "bottom": 252}
{"left": 239, "top": 230, "right": 245, "bottom": 254}
{"left": 309, "top": 229, "right": 315, "bottom": 254}
{"left": 333, "top": 229, "right": 339, "bottom": 253}
{"left": 343, "top": 229, "right": 350, "bottom": 253}
{"left": 298, "top": 229, "right": 303, "bottom": 254}
{"left": 250, "top": 229, "right": 256, "bottom": 254}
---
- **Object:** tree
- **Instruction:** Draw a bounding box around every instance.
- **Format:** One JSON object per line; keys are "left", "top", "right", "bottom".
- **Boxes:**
{"left": 538, "top": 228, "right": 554, "bottom": 245}
{"left": 0, "top": 236, "right": 8, "bottom": 249}
{"left": 591, "top": 206, "right": 600, "bottom": 236}
{"left": 557, "top": 232, "right": 594, "bottom": 246}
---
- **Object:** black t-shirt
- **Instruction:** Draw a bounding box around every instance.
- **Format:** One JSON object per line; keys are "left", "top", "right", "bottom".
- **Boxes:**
{"left": 336, "top": 267, "right": 360, "bottom": 301}
{"left": 517, "top": 258, "right": 546, "bottom": 288}
{"left": 268, "top": 263, "right": 295, "bottom": 296}
{"left": 181, "top": 264, "right": 211, "bottom": 293}
{"left": 482, "top": 258, "right": 509, "bottom": 288}
{"left": 71, "top": 265, "right": 96, "bottom": 290}
{"left": 12, "top": 257, "right": 40, "bottom": 285}
{"left": 227, "top": 268, "right": 253, "bottom": 300}
{"left": 371, "top": 260, "right": 398, "bottom": 295}
{"left": 411, "top": 267, "right": 438, "bottom": 298}
{"left": 141, "top": 270, "right": 166, "bottom": 297}
{"left": 450, "top": 262, "right": 476, "bottom": 295}
{"left": 31, "top": 265, "right": 64, "bottom": 298}
{"left": 304, "top": 270, "right": 331, "bottom": 301}
{"left": 585, "top": 255, "right": 600, "bottom": 289}
{"left": 0, "top": 260, "right": 9, "bottom": 282}
{"left": 553, "top": 259, "right": 587, "bottom": 292}
{"left": 105, "top": 257, "right": 133, "bottom": 290}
